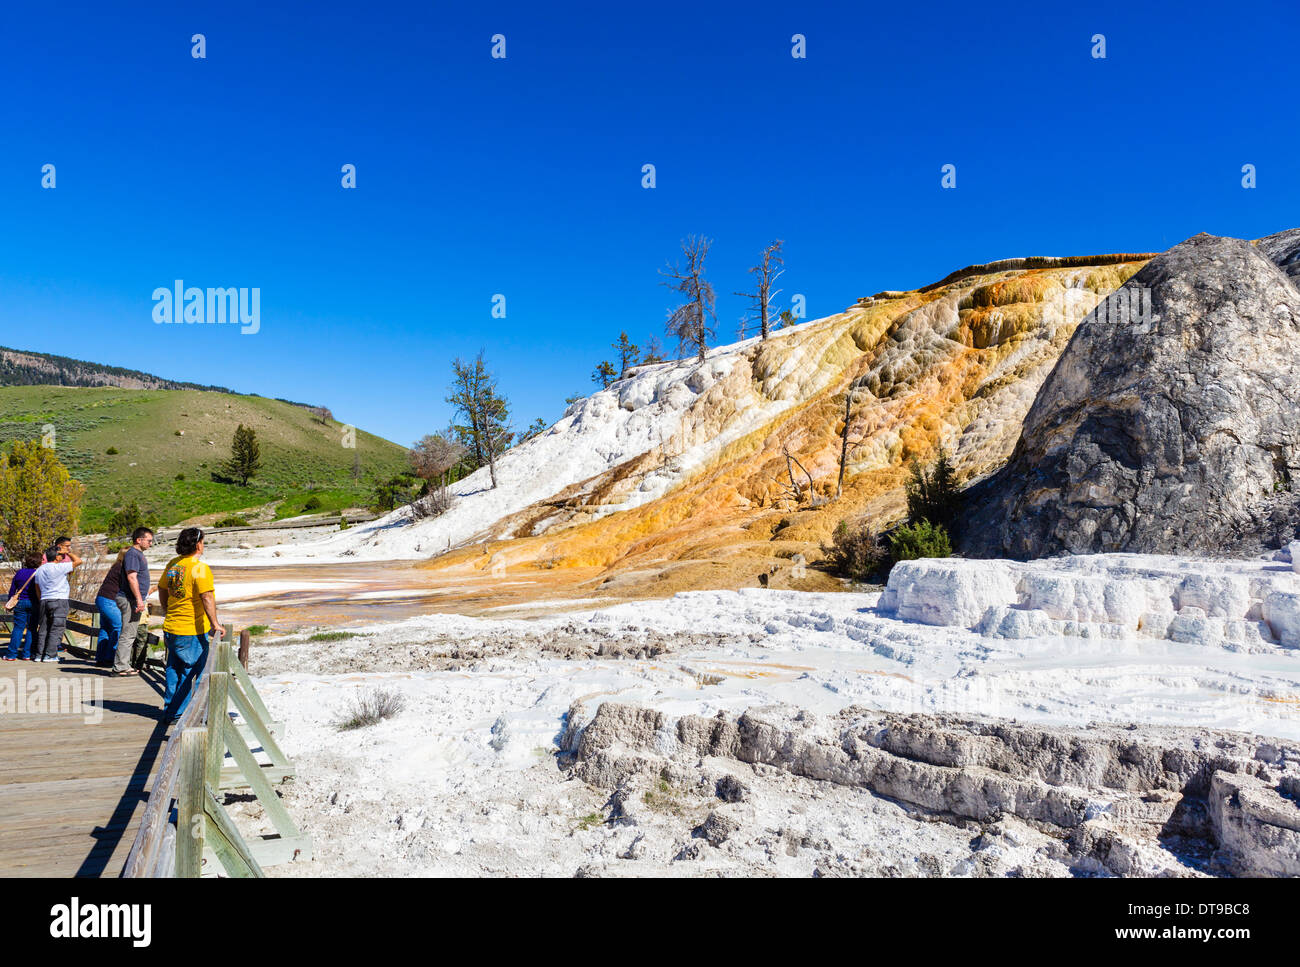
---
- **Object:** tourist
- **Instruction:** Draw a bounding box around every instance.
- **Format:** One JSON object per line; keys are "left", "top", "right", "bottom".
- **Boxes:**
{"left": 4, "top": 553, "right": 44, "bottom": 661}
{"left": 115, "top": 527, "right": 154, "bottom": 675}
{"left": 159, "top": 527, "right": 223, "bottom": 721}
{"left": 94, "top": 528, "right": 155, "bottom": 674}
{"left": 33, "top": 538, "right": 83, "bottom": 663}
{"left": 94, "top": 550, "right": 128, "bottom": 668}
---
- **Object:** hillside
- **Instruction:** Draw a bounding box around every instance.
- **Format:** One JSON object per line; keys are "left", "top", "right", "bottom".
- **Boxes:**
{"left": 0, "top": 386, "right": 410, "bottom": 532}
{"left": 240, "top": 243, "right": 1165, "bottom": 592}
{"left": 0, "top": 345, "right": 232, "bottom": 392}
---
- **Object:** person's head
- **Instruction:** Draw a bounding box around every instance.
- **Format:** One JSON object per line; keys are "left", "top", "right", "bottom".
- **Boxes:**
{"left": 45, "top": 545, "right": 62, "bottom": 563}
{"left": 132, "top": 526, "right": 155, "bottom": 550}
{"left": 54, "top": 536, "right": 71, "bottom": 556}
{"left": 176, "top": 527, "right": 205, "bottom": 558}
{"left": 23, "top": 552, "right": 42, "bottom": 570}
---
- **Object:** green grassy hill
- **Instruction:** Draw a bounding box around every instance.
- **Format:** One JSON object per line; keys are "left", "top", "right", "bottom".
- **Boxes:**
{"left": 0, "top": 386, "right": 410, "bottom": 532}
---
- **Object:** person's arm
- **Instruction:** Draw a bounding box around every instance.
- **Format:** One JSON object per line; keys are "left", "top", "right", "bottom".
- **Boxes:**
{"left": 125, "top": 570, "right": 145, "bottom": 611}
{"left": 200, "top": 590, "right": 224, "bottom": 640}
{"left": 65, "top": 551, "right": 83, "bottom": 569}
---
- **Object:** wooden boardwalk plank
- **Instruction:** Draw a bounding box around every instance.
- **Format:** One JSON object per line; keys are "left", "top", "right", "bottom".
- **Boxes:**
{"left": 0, "top": 654, "right": 172, "bottom": 878}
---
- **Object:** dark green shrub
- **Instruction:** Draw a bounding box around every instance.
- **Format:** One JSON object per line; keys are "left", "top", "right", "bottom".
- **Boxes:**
{"left": 821, "top": 520, "right": 886, "bottom": 582}
{"left": 905, "top": 449, "right": 960, "bottom": 533}
{"left": 302, "top": 495, "right": 322, "bottom": 511}
{"left": 372, "top": 473, "right": 418, "bottom": 512}
{"left": 888, "top": 519, "right": 953, "bottom": 562}
{"left": 108, "top": 501, "right": 148, "bottom": 537}
{"left": 105, "top": 446, "right": 118, "bottom": 455}
{"left": 214, "top": 514, "right": 249, "bottom": 527}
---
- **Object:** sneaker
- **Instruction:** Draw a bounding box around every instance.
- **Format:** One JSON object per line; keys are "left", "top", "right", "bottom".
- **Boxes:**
{"left": 3, "top": 656, "right": 14, "bottom": 662}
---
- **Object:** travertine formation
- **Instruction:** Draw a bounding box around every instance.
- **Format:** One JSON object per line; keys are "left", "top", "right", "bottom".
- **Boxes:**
{"left": 878, "top": 551, "right": 1300, "bottom": 650}
{"left": 963, "top": 230, "right": 1300, "bottom": 559}
{"left": 563, "top": 699, "right": 1300, "bottom": 877}
{"left": 398, "top": 250, "right": 1155, "bottom": 591}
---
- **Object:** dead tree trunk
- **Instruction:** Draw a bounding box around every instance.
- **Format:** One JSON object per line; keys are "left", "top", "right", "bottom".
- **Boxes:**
{"left": 837, "top": 391, "right": 852, "bottom": 499}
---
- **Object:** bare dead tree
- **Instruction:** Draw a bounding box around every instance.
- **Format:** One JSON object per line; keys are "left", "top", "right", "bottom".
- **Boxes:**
{"left": 639, "top": 336, "right": 666, "bottom": 365}
{"left": 408, "top": 484, "right": 454, "bottom": 520}
{"left": 772, "top": 444, "right": 818, "bottom": 507}
{"left": 735, "top": 240, "right": 784, "bottom": 340}
{"left": 410, "top": 428, "right": 466, "bottom": 487}
{"left": 836, "top": 378, "right": 871, "bottom": 499}
{"left": 660, "top": 235, "right": 716, "bottom": 363}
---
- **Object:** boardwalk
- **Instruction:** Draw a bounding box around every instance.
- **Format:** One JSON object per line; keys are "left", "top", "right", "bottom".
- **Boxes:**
{"left": 0, "top": 654, "right": 169, "bottom": 877}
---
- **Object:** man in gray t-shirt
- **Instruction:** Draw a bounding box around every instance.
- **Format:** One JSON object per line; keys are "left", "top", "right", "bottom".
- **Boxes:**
{"left": 33, "top": 538, "right": 82, "bottom": 662}
{"left": 114, "top": 528, "right": 155, "bottom": 673}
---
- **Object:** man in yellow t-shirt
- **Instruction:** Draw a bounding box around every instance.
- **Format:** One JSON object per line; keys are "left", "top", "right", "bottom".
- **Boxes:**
{"left": 159, "top": 527, "right": 225, "bottom": 723}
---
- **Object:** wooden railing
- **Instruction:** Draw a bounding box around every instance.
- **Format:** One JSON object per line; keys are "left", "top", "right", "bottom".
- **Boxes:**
{"left": 121, "top": 631, "right": 310, "bottom": 877}
{"left": 0, "top": 597, "right": 163, "bottom": 661}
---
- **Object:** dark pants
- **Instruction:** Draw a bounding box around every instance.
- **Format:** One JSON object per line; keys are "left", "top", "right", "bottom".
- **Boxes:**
{"left": 6, "top": 600, "right": 35, "bottom": 659}
{"left": 115, "top": 593, "right": 149, "bottom": 672}
{"left": 38, "top": 599, "right": 70, "bottom": 660}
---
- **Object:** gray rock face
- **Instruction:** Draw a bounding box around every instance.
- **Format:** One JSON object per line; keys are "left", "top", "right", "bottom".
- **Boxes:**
{"left": 962, "top": 231, "right": 1300, "bottom": 558}
{"left": 1257, "top": 227, "right": 1300, "bottom": 286}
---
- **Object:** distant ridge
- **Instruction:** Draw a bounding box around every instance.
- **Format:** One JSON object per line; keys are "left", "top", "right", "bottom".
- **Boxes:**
{"left": 0, "top": 345, "right": 326, "bottom": 410}
{"left": 0, "top": 345, "right": 232, "bottom": 393}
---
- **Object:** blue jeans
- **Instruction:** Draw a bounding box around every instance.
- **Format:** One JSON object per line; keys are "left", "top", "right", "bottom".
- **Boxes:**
{"left": 6, "top": 600, "right": 35, "bottom": 659}
{"left": 96, "top": 595, "right": 122, "bottom": 666}
{"left": 163, "top": 632, "right": 209, "bottom": 722}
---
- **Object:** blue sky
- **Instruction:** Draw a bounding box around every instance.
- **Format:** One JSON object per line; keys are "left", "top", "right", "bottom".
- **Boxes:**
{"left": 1, "top": 0, "right": 1295, "bottom": 446}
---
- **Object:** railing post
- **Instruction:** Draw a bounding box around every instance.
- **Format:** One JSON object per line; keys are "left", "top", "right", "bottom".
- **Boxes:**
{"left": 205, "top": 669, "right": 229, "bottom": 791}
{"left": 238, "top": 628, "right": 251, "bottom": 670}
{"left": 175, "top": 727, "right": 207, "bottom": 878}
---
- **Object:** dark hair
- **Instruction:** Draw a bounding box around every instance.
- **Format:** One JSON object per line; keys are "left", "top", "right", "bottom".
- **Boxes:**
{"left": 176, "top": 527, "right": 204, "bottom": 557}
{"left": 131, "top": 526, "right": 154, "bottom": 542}
{"left": 54, "top": 535, "right": 71, "bottom": 547}
{"left": 23, "top": 552, "right": 42, "bottom": 569}
{"left": 44, "top": 546, "right": 59, "bottom": 561}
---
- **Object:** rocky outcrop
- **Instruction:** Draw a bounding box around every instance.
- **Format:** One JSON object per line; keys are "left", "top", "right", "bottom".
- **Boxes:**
{"left": 0, "top": 346, "right": 227, "bottom": 392}
{"left": 962, "top": 231, "right": 1300, "bottom": 559}
{"left": 564, "top": 699, "right": 1300, "bottom": 877}
{"left": 1257, "top": 227, "right": 1300, "bottom": 286}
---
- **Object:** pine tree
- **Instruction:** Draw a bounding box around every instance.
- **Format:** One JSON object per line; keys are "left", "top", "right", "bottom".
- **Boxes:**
{"left": 612, "top": 332, "right": 640, "bottom": 375}
{"left": 904, "top": 448, "right": 960, "bottom": 532}
{"left": 592, "top": 360, "right": 617, "bottom": 388}
{"left": 220, "top": 424, "right": 262, "bottom": 486}
{"left": 447, "top": 352, "right": 513, "bottom": 489}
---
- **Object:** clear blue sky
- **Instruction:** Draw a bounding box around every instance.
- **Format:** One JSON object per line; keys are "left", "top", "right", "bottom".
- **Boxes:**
{"left": 1, "top": 0, "right": 1295, "bottom": 446}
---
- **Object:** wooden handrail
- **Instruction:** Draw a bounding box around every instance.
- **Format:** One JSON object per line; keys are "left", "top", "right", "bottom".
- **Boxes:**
{"left": 121, "top": 629, "right": 308, "bottom": 878}
{"left": 121, "top": 642, "right": 216, "bottom": 878}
